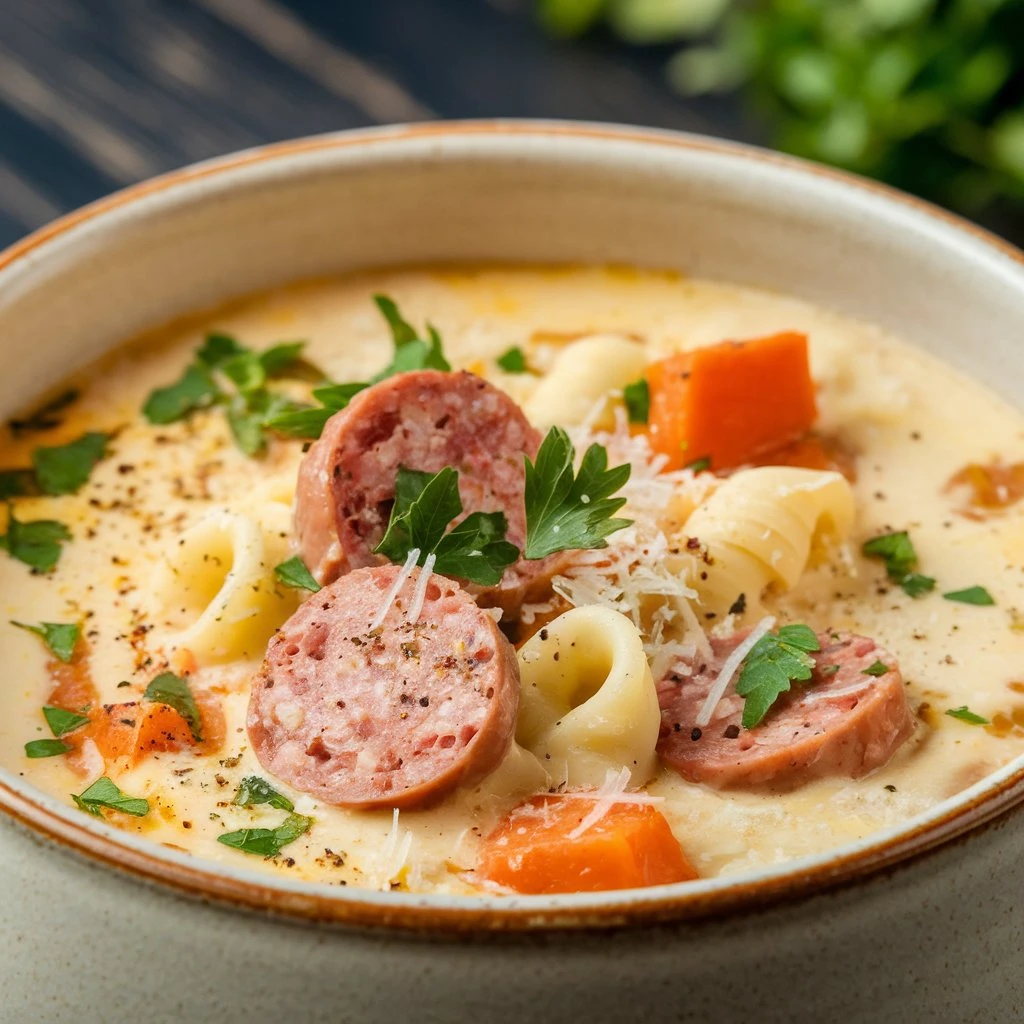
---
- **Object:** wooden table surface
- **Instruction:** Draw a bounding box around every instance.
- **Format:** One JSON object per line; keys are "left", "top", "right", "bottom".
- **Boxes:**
{"left": 0, "top": 0, "right": 759, "bottom": 249}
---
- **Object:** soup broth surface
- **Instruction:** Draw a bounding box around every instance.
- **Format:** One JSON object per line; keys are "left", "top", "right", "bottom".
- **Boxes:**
{"left": 1, "top": 265, "right": 1021, "bottom": 893}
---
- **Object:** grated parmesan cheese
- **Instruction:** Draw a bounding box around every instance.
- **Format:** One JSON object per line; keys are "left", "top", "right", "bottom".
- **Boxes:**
{"left": 562, "top": 766, "right": 660, "bottom": 840}
{"left": 406, "top": 552, "right": 437, "bottom": 625}
{"left": 551, "top": 416, "right": 714, "bottom": 680}
{"left": 368, "top": 548, "right": 420, "bottom": 631}
{"left": 694, "top": 616, "right": 775, "bottom": 728}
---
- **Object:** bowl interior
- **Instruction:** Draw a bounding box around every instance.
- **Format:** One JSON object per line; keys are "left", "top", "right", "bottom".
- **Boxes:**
{"left": 0, "top": 121, "right": 1022, "bottom": 928}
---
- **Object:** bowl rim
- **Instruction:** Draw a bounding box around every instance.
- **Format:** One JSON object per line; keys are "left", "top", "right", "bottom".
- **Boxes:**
{"left": 1, "top": 118, "right": 1023, "bottom": 934}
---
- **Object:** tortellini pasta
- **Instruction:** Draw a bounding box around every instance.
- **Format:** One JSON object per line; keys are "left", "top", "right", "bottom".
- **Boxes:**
{"left": 516, "top": 606, "right": 660, "bottom": 788}
{"left": 523, "top": 334, "right": 649, "bottom": 429}
{"left": 679, "top": 466, "right": 855, "bottom": 620}
{"left": 153, "top": 509, "right": 298, "bottom": 661}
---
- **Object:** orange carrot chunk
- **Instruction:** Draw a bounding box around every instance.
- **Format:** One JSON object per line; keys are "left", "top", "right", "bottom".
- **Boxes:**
{"left": 646, "top": 331, "right": 818, "bottom": 472}
{"left": 89, "top": 702, "right": 194, "bottom": 763}
{"left": 750, "top": 433, "right": 857, "bottom": 482}
{"left": 86, "top": 693, "right": 225, "bottom": 766}
{"left": 477, "top": 796, "right": 697, "bottom": 894}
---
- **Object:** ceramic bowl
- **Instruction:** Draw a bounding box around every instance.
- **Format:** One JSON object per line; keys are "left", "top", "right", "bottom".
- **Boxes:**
{"left": 1, "top": 122, "right": 1022, "bottom": 1024}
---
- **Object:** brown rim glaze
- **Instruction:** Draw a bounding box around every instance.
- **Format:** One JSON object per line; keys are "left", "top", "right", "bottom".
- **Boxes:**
{"left": 1, "top": 120, "right": 1023, "bottom": 933}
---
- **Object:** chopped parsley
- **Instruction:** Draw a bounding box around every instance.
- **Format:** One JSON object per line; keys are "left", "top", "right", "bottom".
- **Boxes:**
{"left": 622, "top": 378, "right": 649, "bottom": 424}
{"left": 374, "top": 466, "right": 518, "bottom": 586}
{"left": 142, "top": 332, "right": 310, "bottom": 455}
{"left": 497, "top": 346, "right": 529, "bottom": 374}
{"left": 0, "top": 507, "right": 71, "bottom": 572}
{"left": 943, "top": 585, "right": 995, "bottom": 606}
{"left": 862, "top": 660, "right": 890, "bottom": 677}
{"left": 42, "top": 705, "right": 90, "bottom": 737}
{"left": 945, "top": 705, "right": 990, "bottom": 725}
{"left": 265, "top": 296, "right": 450, "bottom": 440}
{"left": 143, "top": 672, "right": 203, "bottom": 743}
{"left": 217, "top": 812, "right": 313, "bottom": 857}
{"left": 523, "top": 427, "right": 631, "bottom": 560}
{"left": 233, "top": 776, "right": 295, "bottom": 812}
{"left": 273, "top": 556, "right": 321, "bottom": 593}
{"left": 32, "top": 432, "right": 109, "bottom": 495}
{"left": 735, "top": 624, "right": 820, "bottom": 729}
{"left": 25, "top": 739, "right": 71, "bottom": 758}
{"left": 862, "top": 530, "right": 936, "bottom": 598}
{"left": 143, "top": 363, "right": 219, "bottom": 425}
{"left": 11, "top": 620, "right": 80, "bottom": 662}
{"left": 0, "top": 469, "right": 40, "bottom": 499}
{"left": 23, "top": 703, "right": 89, "bottom": 758}
{"left": 72, "top": 777, "right": 150, "bottom": 817}
{"left": 685, "top": 456, "right": 712, "bottom": 473}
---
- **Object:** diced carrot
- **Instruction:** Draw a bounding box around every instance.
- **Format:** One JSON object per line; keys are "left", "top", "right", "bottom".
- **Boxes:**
{"left": 646, "top": 331, "right": 818, "bottom": 471}
{"left": 192, "top": 689, "right": 227, "bottom": 755}
{"left": 477, "top": 796, "right": 697, "bottom": 894}
{"left": 88, "top": 702, "right": 193, "bottom": 762}
{"left": 46, "top": 642, "right": 98, "bottom": 714}
{"left": 945, "top": 460, "right": 1024, "bottom": 515}
{"left": 86, "top": 690, "right": 225, "bottom": 765}
{"left": 749, "top": 433, "right": 857, "bottom": 482}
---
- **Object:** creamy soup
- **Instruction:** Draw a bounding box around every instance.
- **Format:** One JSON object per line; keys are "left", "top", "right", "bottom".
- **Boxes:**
{"left": 1, "top": 265, "right": 1022, "bottom": 895}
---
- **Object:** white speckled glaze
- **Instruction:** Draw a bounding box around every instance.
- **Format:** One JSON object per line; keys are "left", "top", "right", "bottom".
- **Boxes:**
{"left": 0, "top": 122, "right": 1022, "bottom": 1023}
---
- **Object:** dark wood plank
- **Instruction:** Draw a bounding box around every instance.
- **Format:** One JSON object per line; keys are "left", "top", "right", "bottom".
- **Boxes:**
{"left": 0, "top": 0, "right": 745, "bottom": 247}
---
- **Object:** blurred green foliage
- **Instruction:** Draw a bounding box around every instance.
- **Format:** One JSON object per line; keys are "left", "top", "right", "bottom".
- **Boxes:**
{"left": 539, "top": 0, "right": 1024, "bottom": 215}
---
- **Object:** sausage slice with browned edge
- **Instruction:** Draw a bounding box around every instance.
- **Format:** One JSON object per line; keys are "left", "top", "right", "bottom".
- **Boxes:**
{"left": 248, "top": 564, "right": 520, "bottom": 809}
{"left": 657, "top": 632, "right": 914, "bottom": 788}
{"left": 295, "top": 369, "right": 562, "bottom": 615}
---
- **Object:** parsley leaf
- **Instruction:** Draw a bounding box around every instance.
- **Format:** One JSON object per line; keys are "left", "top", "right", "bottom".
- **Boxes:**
{"left": 196, "top": 333, "right": 247, "bottom": 367}
{"left": 264, "top": 381, "right": 367, "bottom": 438}
{"left": 943, "top": 585, "right": 995, "bottom": 606}
{"left": 72, "top": 776, "right": 150, "bottom": 817}
{"left": 145, "top": 335, "right": 310, "bottom": 455}
{"left": 32, "top": 432, "right": 109, "bottom": 495}
{"left": 862, "top": 530, "right": 935, "bottom": 598}
{"left": 497, "top": 346, "right": 529, "bottom": 373}
{"left": 233, "top": 776, "right": 295, "bottom": 812}
{"left": 11, "top": 620, "right": 80, "bottom": 662}
{"left": 265, "top": 296, "right": 450, "bottom": 441}
{"left": 24, "top": 702, "right": 89, "bottom": 756}
{"left": 143, "top": 672, "right": 203, "bottom": 742}
{"left": 685, "top": 456, "right": 712, "bottom": 473}
{"left": 946, "top": 706, "right": 990, "bottom": 725}
{"left": 862, "top": 660, "right": 890, "bottom": 677}
{"left": 25, "top": 739, "right": 71, "bottom": 758}
{"left": 374, "top": 467, "right": 519, "bottom": 586}
{"left": 375, "top": 466, "right": 463, "bottom": 563}
{"left": 220, "top": 351, "right": 267, "bottom": 393}
{"left": 259, "top": 341, "right": 306, "bottom": 377}
{"left": 0, "top": 469, "right": 41, "bottom": 499}
{"left": 433, "top": 511, "right": 520, "bottom": 586}
{"left": 0, "top": 508, "right": 71, "bottom": 572}
{"left": 217, "top": 812, "right": 313, "bottom": 856}
{"left": 274, "top": 556, "right": 321, "bottom": 592}
{"left": 374, "top": 294, "right": 419, "bottom": 346}
{"left": 622, "top": 378, "right": 649, "bottom": 424}
{"left": 143, "top": 363, "right": 220, "bottom": 425}
{"left": 735, "top": 624, "right": 821, "bottom": 729}
{"left": 523, "top": 427, "right": 632, "bottom": 559}
{"left": 225, "top": 393, "right": 267, "bottom": 457}
{"left": 900, "top": 572, "right": 937, "bottom": 598}
{"left": 42, "top": 705, "right": 90, "bottom": 737}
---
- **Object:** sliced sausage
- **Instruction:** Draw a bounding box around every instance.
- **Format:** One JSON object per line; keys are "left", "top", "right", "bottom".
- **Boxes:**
{"left": 295, "top": 369, "right": 562, "bottom": 615}
{"left": 657, "top": 632, "right": 913, "bottom": 788}
{"left": 247, "top": 563, "right": 520, "bottom": 809}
